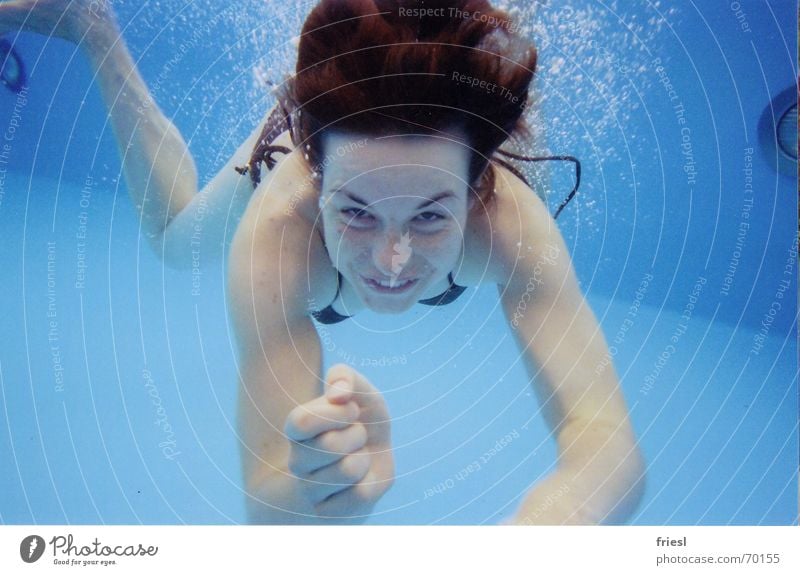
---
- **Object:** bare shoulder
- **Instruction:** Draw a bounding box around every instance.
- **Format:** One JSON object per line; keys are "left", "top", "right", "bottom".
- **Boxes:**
{"left": 463, "top": 163, "right": 565, "bottom": 287}
{"left": 227, "top": 138, "right": 337, "bottom": 330}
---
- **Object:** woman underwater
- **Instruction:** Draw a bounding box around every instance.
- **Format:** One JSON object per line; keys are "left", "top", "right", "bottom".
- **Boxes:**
{"left": 2, "top": 0, "right": 646, "bottom": 524}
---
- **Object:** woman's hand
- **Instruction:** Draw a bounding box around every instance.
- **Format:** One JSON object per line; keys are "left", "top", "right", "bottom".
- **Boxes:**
{"left": 284, "top": 363, "right": 395, "bottom": 521}
{"left": 0, "top": 0, "right": 118, "bottom": 44}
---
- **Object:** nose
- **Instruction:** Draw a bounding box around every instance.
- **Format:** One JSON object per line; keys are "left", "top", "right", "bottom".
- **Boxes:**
{"left": 372, "top": 230, "right": 402, "bottom": 277}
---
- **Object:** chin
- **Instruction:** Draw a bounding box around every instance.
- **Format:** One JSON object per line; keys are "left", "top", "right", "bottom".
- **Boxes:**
{"left": 358, "top": 288, "right": 417, "bottom": 314}
{"left": 367, "top": 300, "right": 416, "bottom": 314}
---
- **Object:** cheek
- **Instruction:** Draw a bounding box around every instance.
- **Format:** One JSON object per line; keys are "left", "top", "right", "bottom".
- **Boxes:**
{"left": 324, "top": 221, "right": 370, "bottom": 259}
{"left": 412, "top": 228, "right": 464, "bottom": 259}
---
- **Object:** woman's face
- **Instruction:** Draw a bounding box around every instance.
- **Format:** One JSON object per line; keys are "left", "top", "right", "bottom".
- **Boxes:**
{"left": 319, "top": 131, "right": 473, "bottom": 314}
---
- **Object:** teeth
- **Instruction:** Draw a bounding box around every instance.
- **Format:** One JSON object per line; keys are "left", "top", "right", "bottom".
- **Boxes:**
{"left": 374, "top": 278, "right": 412, "bottom": 288}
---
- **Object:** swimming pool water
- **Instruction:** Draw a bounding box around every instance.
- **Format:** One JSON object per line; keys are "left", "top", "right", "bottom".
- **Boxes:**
{"left": 0, "top": 172, "right": 795, "bottom": 524}
{"left": 0, "top": 0, "right": 797, "bottom": 525}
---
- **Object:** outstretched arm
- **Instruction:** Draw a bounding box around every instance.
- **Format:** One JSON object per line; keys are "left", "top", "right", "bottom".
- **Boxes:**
{"left": 0, "top": 0, "right": 267, "bottom": 266}
{"left": 495, "top": 177, "right": 646, "bottom": 525}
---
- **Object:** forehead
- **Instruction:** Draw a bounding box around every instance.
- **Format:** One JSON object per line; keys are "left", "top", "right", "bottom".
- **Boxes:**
{"left": 321, "top": 131, "right": 471, "bottom": 196}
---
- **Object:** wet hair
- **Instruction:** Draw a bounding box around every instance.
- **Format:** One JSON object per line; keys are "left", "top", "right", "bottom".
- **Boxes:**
{"left": 251, "top": 0, "right": 537, "bottom": 209}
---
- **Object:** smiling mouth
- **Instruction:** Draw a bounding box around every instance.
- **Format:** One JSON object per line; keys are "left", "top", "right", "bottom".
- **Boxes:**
{"left": 361, "top": 275, "right": 418, "bottom": 293}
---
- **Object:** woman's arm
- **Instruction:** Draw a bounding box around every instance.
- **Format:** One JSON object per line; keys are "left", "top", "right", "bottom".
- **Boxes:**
{"left": 0, "top": 1, "right": 267, "bottom": 266}
{"left": 227, "top": 182, "right": 394, "bottom": 524}
{"left": 493, "top": 173, "right": 646, "bottom": 525}
{"left": 81, "top": 16, "right": 199, "bottom": 254}
{"left": 228, "top": 195, "right": 329, "bottom": 523}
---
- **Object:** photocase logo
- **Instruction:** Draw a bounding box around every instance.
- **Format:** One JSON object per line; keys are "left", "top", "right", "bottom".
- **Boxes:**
{"left": 20, "top": 535, "right": 45, "bottom": 563}
{"left": 390, "top": 232, "right": 413, "bottom": 287}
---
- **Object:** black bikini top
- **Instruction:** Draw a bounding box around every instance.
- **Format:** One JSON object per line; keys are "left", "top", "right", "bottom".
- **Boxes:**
{"left": 311, "top": 270, "right": 467, "bottom": 325}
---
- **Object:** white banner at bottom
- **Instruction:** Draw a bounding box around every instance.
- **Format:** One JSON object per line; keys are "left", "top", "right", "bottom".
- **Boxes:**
{"left": 1, "top": 526, "right": 798, "bottom": 574}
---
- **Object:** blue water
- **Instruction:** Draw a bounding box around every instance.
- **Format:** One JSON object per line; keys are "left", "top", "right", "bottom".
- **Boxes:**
{"left": 0, "top": 0, "right": 797, "bottom": 524}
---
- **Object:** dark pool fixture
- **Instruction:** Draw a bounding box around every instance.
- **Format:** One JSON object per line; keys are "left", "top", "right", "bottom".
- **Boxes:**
{"left": 776, "top": 103, "right": 797, "bottom": 161}
{"left": 758, "top": 84, "right": 798, "bottom": 177}
{"left": 0, "top": 37, "right": 26, "bottom": 93}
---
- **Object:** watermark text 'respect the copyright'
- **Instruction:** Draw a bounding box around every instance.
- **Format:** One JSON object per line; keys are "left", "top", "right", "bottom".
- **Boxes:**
{"left": 398, "top": 5, "right": 520, "bottom": 33}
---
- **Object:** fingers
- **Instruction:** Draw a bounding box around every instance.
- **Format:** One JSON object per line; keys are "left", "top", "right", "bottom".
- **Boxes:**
{"left": 313, "top": 470, "right": 391, "bottom": 517}
{"left": 324, "top": 376, "right": 353, "bottom": 405}
{"left": 284, "top": 397, "right": 359, "bottom": 442}
{"left": 283, "top": 364, "right": 392, "bottom": 514}
{"left": 301, "top": 448, "right": 371, "bottom": 501}
{"left": 288, "top": 422, "right": 368, "bottom": 475}
{"left": 325, "top": 363, "right": 379, "bottom": 409}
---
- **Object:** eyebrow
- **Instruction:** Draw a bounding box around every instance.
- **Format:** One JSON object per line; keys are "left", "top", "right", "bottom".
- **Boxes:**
{"left": 341, "top": 190, "right": 456, "bottom": 210}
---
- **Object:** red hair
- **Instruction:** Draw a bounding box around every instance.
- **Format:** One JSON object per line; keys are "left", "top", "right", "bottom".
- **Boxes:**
{"left": 273, "top": 0, "right": 537, "bottom": 208}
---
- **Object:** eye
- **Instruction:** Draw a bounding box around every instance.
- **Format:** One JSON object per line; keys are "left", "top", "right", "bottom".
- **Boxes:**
{"left": 414, "top": 211, "right": 446, "bottom": 223}
{"left": 340, "top": 207, "right": 373, "bottom": 220}
{"left": 339, "top": 208, "right": 376, "bottom": 228}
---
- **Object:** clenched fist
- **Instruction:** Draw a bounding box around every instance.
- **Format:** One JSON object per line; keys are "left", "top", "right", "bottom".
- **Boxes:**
{"left": 284, "top": 363, "right": 394, "bottom": 520}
